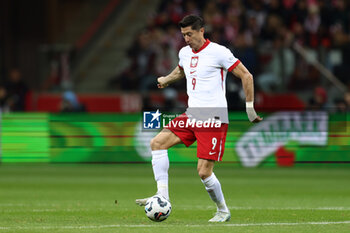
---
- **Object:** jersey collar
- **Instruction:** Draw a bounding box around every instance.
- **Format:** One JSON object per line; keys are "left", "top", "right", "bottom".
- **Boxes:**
{"left": 192, "top": 39, "right": 210, "bottom": 53}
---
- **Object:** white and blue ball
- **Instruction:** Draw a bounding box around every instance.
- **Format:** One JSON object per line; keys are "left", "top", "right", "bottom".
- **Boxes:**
{"left": 144, "top": 195, "right": 172, "bottom": 222}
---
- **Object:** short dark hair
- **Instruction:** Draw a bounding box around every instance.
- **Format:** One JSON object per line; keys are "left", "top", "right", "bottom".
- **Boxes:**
{"left": 178, "top": 15, "right": 204, "bottom": 31}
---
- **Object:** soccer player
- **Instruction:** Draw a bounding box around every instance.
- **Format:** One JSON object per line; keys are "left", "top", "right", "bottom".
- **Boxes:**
{"left": 136, "top": 15, "right": 262, "bottom": 222}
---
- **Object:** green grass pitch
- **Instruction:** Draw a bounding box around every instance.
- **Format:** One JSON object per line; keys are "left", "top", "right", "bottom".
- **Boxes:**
{"left": 0, "top": 164, "right": 350, "bottom": 233}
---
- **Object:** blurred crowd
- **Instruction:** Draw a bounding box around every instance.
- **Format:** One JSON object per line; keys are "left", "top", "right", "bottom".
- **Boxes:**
{"left": 0, "top": 69, "right": 85, "bottom": 113}
{"left": 2, "top": 0, "right": 350, "bottom": 113}
{"left": 109, "top": 0, "right": 350, "bottom": 111}
{"left": 0, "top": 69, "right": 28, "bottom": 112}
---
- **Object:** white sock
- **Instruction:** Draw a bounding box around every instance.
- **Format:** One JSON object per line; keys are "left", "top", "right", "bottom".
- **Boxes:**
{"left": 201, "top": 173, "right": 229, "bottom": 213}
{"left": 151, "top": 150, "right": 169, "bottom": 200}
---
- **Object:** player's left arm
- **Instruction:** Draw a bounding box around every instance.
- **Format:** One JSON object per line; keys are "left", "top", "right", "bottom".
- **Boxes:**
{"left": 231, "top": 62, "right": 263, "bottom": 123}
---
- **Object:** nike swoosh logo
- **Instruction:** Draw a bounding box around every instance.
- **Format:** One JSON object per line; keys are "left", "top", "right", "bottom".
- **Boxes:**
{"left": 209, "top": 152, "right": 216, "bottom": 155}
{"left": 190, "top": 71, "right": 196, "bottom": 74}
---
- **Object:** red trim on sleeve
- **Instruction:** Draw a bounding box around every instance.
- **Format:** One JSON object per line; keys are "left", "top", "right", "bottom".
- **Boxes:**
{"left": 178, "top": 65, "right": 183, "bottom": 70}
{"left": 228, "top": 60, "right": 241, "bottom": 72}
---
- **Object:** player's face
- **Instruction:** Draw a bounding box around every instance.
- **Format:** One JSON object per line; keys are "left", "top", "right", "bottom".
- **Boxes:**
{"left": 181, "top": 26, "right": 205, "bottom": 51}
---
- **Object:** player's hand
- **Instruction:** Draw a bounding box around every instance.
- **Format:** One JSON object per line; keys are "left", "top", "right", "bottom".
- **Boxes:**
{"left": 157, "top": 77, "right": 168, "bottom": 88}
{"left": 251, "top": 115, "right": 263, "bottom": 123}
{"left": 246, "top": 102, "right": 262, "bottom": 123}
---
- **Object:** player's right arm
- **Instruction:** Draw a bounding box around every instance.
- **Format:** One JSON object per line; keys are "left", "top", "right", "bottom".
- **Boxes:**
{"left": 157, "top": 66, "right": 185, "bottom": 88}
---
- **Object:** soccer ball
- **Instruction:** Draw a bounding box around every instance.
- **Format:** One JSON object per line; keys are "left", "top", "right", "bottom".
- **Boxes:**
{"left": 144, "top": 195, "right": 172, "bottom": 222}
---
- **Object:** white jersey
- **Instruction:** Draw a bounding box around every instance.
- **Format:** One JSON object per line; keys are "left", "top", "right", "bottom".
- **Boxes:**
{"left": 178, "top": 39, "right": 240, "bottom": 123}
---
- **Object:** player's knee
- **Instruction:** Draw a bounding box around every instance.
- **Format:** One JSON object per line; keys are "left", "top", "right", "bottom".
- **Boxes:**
{"left": 150, "top": 137, "right": 163, "bottom": 150}
{"left": 198, "top": 172, "right": 210, "bottom": 180}
{"left": 197, "top": 168, "right": 211, "bottom": 180}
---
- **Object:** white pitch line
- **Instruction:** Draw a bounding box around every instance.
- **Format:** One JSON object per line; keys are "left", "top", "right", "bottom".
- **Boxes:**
{"left": 2, "top": 206, "right": 350, "bottom": 212}
{"left": 0, "top": 208, "right": 101, "bottom": 213}
{"left": 0, "top": 203, "right": 27, "bottom": 206}
{"left": 181, "top": 206, "right": 350, "bottom": 211}
{"left": 0, "top": 221, "right": 350, "bottom": 230}
{"left": 228, "top": 206, "right": 350, "bottom": 211}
